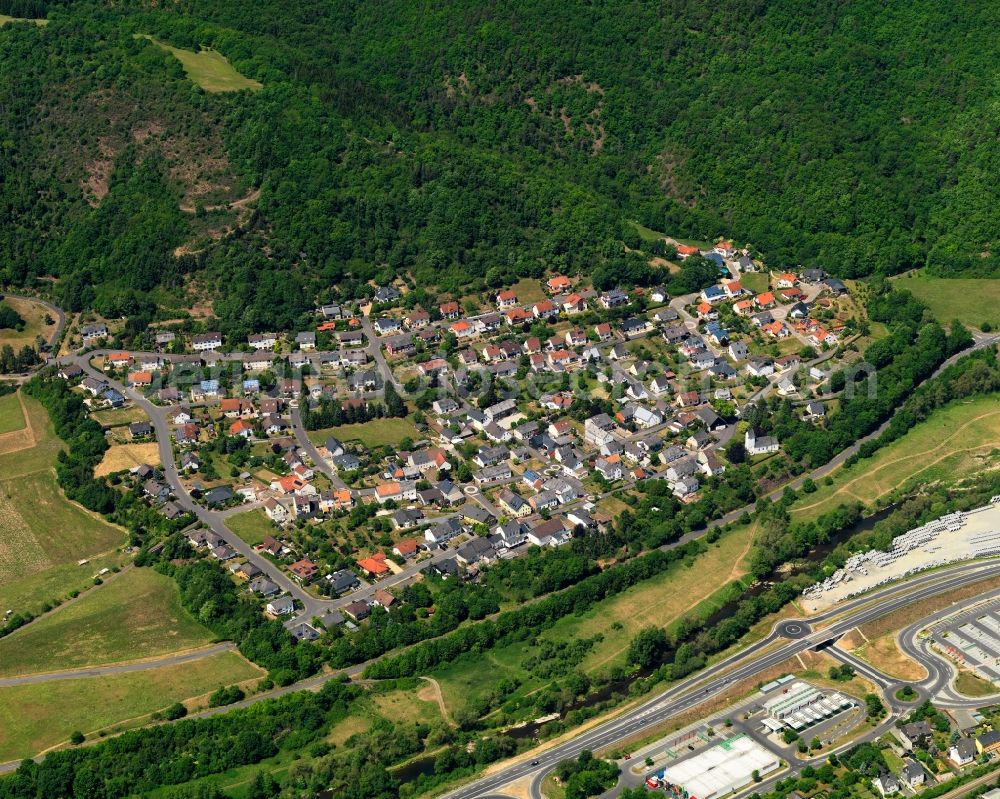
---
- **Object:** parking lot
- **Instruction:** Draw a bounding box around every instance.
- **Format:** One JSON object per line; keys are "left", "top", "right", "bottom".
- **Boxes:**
{"left": 929, "top": 599, "right": 1000, "bottom": 685}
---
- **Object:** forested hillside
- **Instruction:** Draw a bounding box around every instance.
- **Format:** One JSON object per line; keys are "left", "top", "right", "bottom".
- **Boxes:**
{"left": 2, "top": 0, "right": 1000, "bottom": 332}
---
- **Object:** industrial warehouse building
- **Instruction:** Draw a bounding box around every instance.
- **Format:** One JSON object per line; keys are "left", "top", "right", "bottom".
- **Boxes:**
{"left": 762, "top": 681, "right": 854, "bottom": 731}
{"left": 661, "top": 734, "right": 780, "bottom": 799}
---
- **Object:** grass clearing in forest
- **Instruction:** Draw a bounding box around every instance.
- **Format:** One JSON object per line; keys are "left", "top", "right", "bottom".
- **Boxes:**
{"left": 893, "top": 271, "right": 1000, "bottom": 329}
{"left": 139, "top": 36, "right": 261, "bottom": 92}
{"left": 0, "top": 568, "right": 214, "bottom": 677}
{"left": 0, "top": 650, "right": 263, "bottom": 762}
{"left": 0, "top": 14, "right": 47, "bottom": 25}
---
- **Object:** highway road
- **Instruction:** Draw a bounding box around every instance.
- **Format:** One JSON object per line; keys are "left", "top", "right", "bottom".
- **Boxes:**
{"left": 442, "top": 559, "right": 1000, "bottom": 799}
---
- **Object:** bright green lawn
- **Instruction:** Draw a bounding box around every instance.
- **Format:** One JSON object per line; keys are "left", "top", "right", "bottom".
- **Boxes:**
{"left": 308, "top": 417, "right": 420, "bottom": 449}
{"left": 140, "top": 36, "right": 262, "bottom": 92}
{"left": 225, "top": 509, "right": 276, "bottom": 546}
{"left": 893, "top": 271, "right": 1000, "bottom": 329}
{"left": 0, "top": 392, "right": 24, "bottom": 435}
{"left": 0, "top": 568, "right": 214, "bottom": 677}
{"left": 739, "top": 272, "right": 770, "bottom": 294}
{"left": 0, "top": 650, "right": 263, "bottom": 761}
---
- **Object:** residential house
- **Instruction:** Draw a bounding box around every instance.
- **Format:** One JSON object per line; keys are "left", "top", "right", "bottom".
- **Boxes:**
{"left": 600, "top": 288, "right": 629, "bottom": 309}
{"left": 357, "top": 552, "right": 390, "bottom": 577}
{"left": 562, "top": 293, "right": 587, "bottom": 314}
{"left": 872, "top": 772, "right": 899, "bottom": 798}
{"left": 248, "top": 332, "right": 277, "bottom": 350}
{"left": 755, "top": 291, "right": 776, "bottom": 309}
{"left": 700, "top": 286, "right": 725, "bottom": 304}
{"left": 439, "top": 301, "right": 460, "bottom": 319}
{"left": 373, "top": 285, "right": 401, "bottom": 303}
{"left": 804, "top": 401, "right": 826, "bottom": 420}
{"left": 329, "top": 569, "right": 360, "bottom": 595}
{"left": 343, "top": 600, "right": 371, "bottom": 621}
{"left": 383, "top": 333, "right": 414, "bottom": 356}
{"left": 81, "top": 323, "right": 108, "bottom": 343}
{"left": 495, "top": 289, "right": 518, "bottom": 309}
{"left": 373, "top": 317, "right": 403, "bottom": 336}
{"left": 498, "top": 489, "right": 532, "bottom": 517}
{"left": 899, "top": 761, "right": 925, "bottom": 790}
{"left": 192, "top": 332, "right": 223, "bottom": 352}
{"left": 729, "top": 341, "right": 749, "bottom": 361}
{"left": 746, "top": 357, "right": 774, "bottom": 378}
{"left": 977, "top": 730, "right": 1000, "bottom": 756}
{"left": 129, "top": 421, "right": 152, "bottom": 439}
{"left": 595, "top": 455, "right": 624, "bottom": 481}
{"left": 250, "top": 577, "right": 280, "bottom": 597}
{"left": 547, "top": 275, "right": 572, "bottom": 294}
{"left": 453, "top": 536, "right": 494, "bottom": 566}
{"left": 264, "top": 497, "right": 290, "bottom": 523}
{"left": 267, "top": 596, "right": 295, "bottom": 616}
{"left": 393, "top": 539, "right": 420, "bottom": 559}
{"left": 391, "top": 508, "right": 424, "bottom": 530}
{"left": 745, "top": 428, "right": 779, "bottom": 456}
{"left": 949, "top": 739, "right": 977, "bottom": 766}
{"left": 532, "top": 300, "right": 558, "bottom": 320}
{"left": 289, "top": 558, "right": 318, "bottom": 583}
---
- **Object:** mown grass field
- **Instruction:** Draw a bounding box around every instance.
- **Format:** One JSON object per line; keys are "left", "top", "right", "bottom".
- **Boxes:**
{"left": 791, "top": 395, "right": 1000, "bottom": 521}
{"left": 739, "top": 272, "right": 769, "bottom": 294}
{"left": 225, "top": 509, "right": 276, "bottom": 546}
{"left": 433, "top": 524, "right": 757, "bottom": 717}
{"left": 0, "top": 392, "right": 24, "bottom": 435}
{"left": 0, "top": 568, "right": 214, "bottom": 677}
{"left": 893, "top": 271, "right": 1000, "bottom": 329}
{"left": 140, "top": 36, "right": 262, "bottom": 92}
{"left": 0, "top": 298, "right": 56, "bottom": 351}
{"left": 308, "top": 417, "right": 421, "bottom": 449}
{"left": 0, "top": 394, "right": 128, "bottom": 616}
{"left": 0, "top": 650, "right": 263, "bottom": 762}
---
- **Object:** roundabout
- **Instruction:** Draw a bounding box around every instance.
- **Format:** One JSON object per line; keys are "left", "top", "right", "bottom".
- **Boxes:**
{"left": 776, "top": 620, "right": 812, "bottom": 640}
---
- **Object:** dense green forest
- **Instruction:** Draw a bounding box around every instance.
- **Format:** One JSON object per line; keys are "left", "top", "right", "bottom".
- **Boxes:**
{"left": 2, "top": 0, "right": 1000, "bottom": 333}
